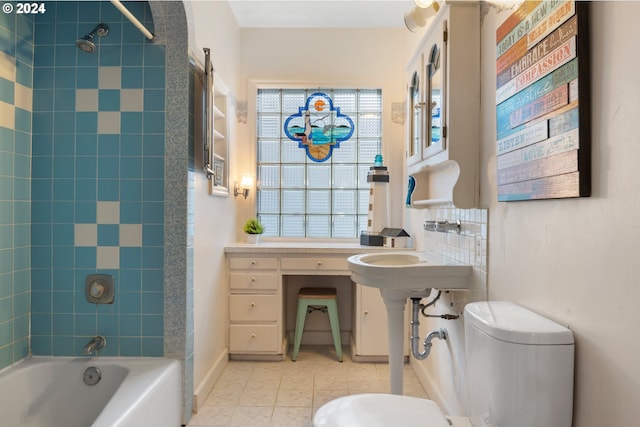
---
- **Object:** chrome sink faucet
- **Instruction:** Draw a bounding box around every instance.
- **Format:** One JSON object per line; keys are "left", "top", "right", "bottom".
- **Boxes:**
{"left": 423, "top": 219, "right": 462, "bottom": 234}
{"left": 83, "top": 335, "right": 106, "bottom": 355}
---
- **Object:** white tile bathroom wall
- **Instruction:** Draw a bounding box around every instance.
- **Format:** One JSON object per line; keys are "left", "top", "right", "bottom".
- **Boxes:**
{"left": 422, "top": 207, "right": 488, "bottom": 302}
{"left": 408, "top": 206, "right": 488, "bottom": 414}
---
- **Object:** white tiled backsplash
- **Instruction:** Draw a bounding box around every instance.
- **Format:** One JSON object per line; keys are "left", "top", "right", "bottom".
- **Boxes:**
{"left": 420, "top": 207, "right": 488, "bottom": 301}
{"left": 424, "top": 208, "right": 487, "bottom": 269}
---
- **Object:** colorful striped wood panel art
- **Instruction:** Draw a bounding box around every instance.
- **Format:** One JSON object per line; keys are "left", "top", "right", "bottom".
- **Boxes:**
{"left": 495, "top": 0, "right": 590, "bottom": 201}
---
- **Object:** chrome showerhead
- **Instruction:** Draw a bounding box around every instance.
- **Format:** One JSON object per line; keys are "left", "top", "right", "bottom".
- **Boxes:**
{"left": 76, "top": 35, "right": 96, "bottom": 53}
{"left": 76, "top": 23, "right": 109, "bottom": 53}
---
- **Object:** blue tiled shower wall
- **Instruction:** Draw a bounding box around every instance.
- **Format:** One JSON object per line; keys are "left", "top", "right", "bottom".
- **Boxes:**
{"left": 0, "top": 1, "right": 166, "bottom": 368}
{"left": 0, "top": 9, "right": 33, "bottom": 369}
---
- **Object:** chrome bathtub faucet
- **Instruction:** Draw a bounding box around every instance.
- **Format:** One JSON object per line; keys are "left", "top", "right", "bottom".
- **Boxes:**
{"left": 83, "top": 335, "right": 106, "bottom": 355}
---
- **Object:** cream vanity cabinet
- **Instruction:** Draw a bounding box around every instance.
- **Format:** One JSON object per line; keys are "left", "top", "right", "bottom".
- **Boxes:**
{"left": 228, "top": 256, "right": 283, "bottom": 355}
{"left": 406, "top": 1, "right": 480, "bottom": 208}
{"left": 352, "top": 284, "right": 409, "bottom": 361}
{"left": 226, "top": 245, "right": 409, "bottom": 361}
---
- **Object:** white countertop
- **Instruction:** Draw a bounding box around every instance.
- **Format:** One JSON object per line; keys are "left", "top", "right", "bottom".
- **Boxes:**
{"left": 224, "top": 241, "right": 412, "bottom": 255}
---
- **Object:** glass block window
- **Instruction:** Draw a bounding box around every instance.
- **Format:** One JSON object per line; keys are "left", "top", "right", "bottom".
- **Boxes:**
{"left": 256, "top": 89, "right": 383, "bottom": 238}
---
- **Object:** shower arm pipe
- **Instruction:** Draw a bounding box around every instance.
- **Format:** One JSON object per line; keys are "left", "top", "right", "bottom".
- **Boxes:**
{"left": 110, "top": 0, "right": 156, "bottom": 42}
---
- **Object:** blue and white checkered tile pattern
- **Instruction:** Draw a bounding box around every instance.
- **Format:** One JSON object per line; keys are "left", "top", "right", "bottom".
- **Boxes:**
{"left": 26, "top": 1, "right": 166, "bottom": 358}
{"left": 0, "top": 9, "right": 33, "bottom": 369}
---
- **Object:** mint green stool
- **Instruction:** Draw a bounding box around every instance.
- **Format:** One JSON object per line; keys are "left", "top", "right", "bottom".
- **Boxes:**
{"left": 292, "top": 287, "right": 343, "bottom": 362}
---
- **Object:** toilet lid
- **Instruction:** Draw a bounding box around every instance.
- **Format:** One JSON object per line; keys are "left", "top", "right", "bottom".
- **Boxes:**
{"left": 313, "top": 393, "right": 450, "bottom": 427}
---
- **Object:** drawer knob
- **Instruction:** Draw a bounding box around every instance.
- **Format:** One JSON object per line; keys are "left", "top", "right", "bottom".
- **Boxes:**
{"left": 250, "top": 302, "right": 256, "bottom": 307}
{"left": 317, "top": 260, "right": 323, "bottom": 266}
{"left": 251, "top": 260, "right": 256, "bottom": 265}
{"left": 364, "top": 310, "right": 369, "bottom": 315}
{"left": 250, "top": 277, "right": 256, "bottom": 282}
{"left": 251, "top": 333, "right": 256, "bottom": 339}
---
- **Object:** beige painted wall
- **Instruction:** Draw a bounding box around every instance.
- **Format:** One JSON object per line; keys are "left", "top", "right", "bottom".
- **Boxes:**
{"left": 240, "top": 27, "right": 407, "bottom": 229}
{"left": 185, "top": 1, "right": 640, "bottom": 424}
{"left": 404, "top": 2, "right": 640, "bottom": 425}
{"left": 479, "top": 2, "right": 640, "bottom": 426}
{"left": 184, "top": 6, "right": 408, "bottom": 405}
{"left": 183, "top": 0, "right": 243, "bottom": 407}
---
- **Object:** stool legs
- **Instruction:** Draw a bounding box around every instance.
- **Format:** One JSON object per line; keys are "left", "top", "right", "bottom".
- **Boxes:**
{"left": 292, "top": 298, "right": 343, "bottom": 362}
{"left": 292, "top": 301, "right": 308, "bottom": 362}
{"left": 326, "top": 302, "right": 343, "bottom": 362}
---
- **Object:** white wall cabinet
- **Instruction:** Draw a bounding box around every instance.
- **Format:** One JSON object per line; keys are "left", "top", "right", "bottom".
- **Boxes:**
{"left": 406, "top": 52, "right": 424, "bottom": 167}
{"left": 210, "top": 75, "right": 230, "bottom": 195}
{"left": 405, "top": 2, "right": 480, "bottom": 208}
{"left": 198, "top": 49, "right": 231, "bottom": 196}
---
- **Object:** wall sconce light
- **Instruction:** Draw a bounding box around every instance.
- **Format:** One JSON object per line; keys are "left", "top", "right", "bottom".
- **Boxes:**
{"left": 234, "top": 174, "right": 253, "bottom": 199}
{"left": 404, "top": 0, "right": 440, "bottom": 32}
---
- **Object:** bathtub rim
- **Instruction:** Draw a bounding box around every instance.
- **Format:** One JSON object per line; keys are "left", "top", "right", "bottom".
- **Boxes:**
{"left": 0, "top": 355, "right": 182, "bottom": 427}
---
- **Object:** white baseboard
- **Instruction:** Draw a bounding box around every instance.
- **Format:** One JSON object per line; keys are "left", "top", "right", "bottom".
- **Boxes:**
{"left": 193, "top": 348, "right": 228, "bottom": 413}
{"left": 410, "top": 358, "right": 455, "bottom": 415}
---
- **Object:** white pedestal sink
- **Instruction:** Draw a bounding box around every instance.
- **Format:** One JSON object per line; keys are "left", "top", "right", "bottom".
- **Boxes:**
{"left": 348, "top": 252, "right": 471, "bottom": 395}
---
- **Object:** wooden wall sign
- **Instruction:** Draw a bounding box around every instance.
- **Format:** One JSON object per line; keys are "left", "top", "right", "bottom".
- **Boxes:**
{"left": 495, "top": 1, "right": 590, "bottom": 201}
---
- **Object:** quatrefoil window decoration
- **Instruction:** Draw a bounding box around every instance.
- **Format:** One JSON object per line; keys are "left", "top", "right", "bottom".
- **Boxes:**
{"left": 284, "top": 93, "right": 355, "bottom": 162}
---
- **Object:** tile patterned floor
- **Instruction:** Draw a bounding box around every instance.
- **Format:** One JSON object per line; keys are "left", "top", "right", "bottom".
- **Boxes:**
{"left": 187, "top": 346, "right": 428, "bottom": 427}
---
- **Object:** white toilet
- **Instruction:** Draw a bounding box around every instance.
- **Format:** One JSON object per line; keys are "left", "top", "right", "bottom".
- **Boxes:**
{"left": 313, "top": 301, "right": 575, "bottom": 427}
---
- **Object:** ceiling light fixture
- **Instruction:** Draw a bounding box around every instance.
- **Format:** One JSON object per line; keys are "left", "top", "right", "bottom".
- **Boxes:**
{"left": 404, "top": 0, "right": 440, "bottom": 32}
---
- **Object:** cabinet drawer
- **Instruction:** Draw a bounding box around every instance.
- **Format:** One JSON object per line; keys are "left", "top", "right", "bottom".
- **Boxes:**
{"left": 229, "top": 273, "right": 279, "bottom": 291}
{"left": 229, "top": 257, "right": 278, "bottom": 270}
{"left": 281, "top": 257, "right": 348, "bottom": 272}
{"left": 230, "top": 295, "right": 280, "bottom": 322}
{"left": 230, "top": 324, "right": 279, "bottom": 353}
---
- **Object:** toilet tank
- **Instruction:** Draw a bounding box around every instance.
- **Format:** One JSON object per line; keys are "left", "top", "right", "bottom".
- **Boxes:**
{"left": 464, "top": 302, "right": 574, "bottom": 427}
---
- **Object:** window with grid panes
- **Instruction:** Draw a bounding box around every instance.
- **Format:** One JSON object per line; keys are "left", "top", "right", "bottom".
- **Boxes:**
{"left": 256, "top": 89, "right": 383, "bottom": 238}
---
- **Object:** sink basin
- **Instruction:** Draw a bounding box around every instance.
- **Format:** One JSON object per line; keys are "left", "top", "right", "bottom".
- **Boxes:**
{"left": 348, "top": 251, "right": 472, "bottom": 395}
{"left": 348, "top": 251, "right": 472, "bottom": 290}
{"left": 355, "top": 253, "right": 425, "bottom": 266}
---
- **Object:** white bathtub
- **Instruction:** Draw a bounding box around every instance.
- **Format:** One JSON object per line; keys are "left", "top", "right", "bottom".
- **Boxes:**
{"left": 0, "top": 357, "right": 181, "bottom": 427}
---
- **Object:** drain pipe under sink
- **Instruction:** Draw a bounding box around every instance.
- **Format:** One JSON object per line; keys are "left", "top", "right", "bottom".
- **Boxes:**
{"left": 410, "top": 298, "right": 447, "bottom": 360}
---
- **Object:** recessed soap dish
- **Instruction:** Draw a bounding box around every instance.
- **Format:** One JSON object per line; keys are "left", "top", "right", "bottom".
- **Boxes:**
{"left": 85, "top": 274, "right": 115, "bottom": 304}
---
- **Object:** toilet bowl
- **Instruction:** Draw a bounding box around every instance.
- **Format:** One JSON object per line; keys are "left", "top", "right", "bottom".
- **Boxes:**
{"left": 313, "top": 393, "right": 472, "bottom": 427}
{"left": 313, "top": 301, "right": 575, "bottom": 427}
